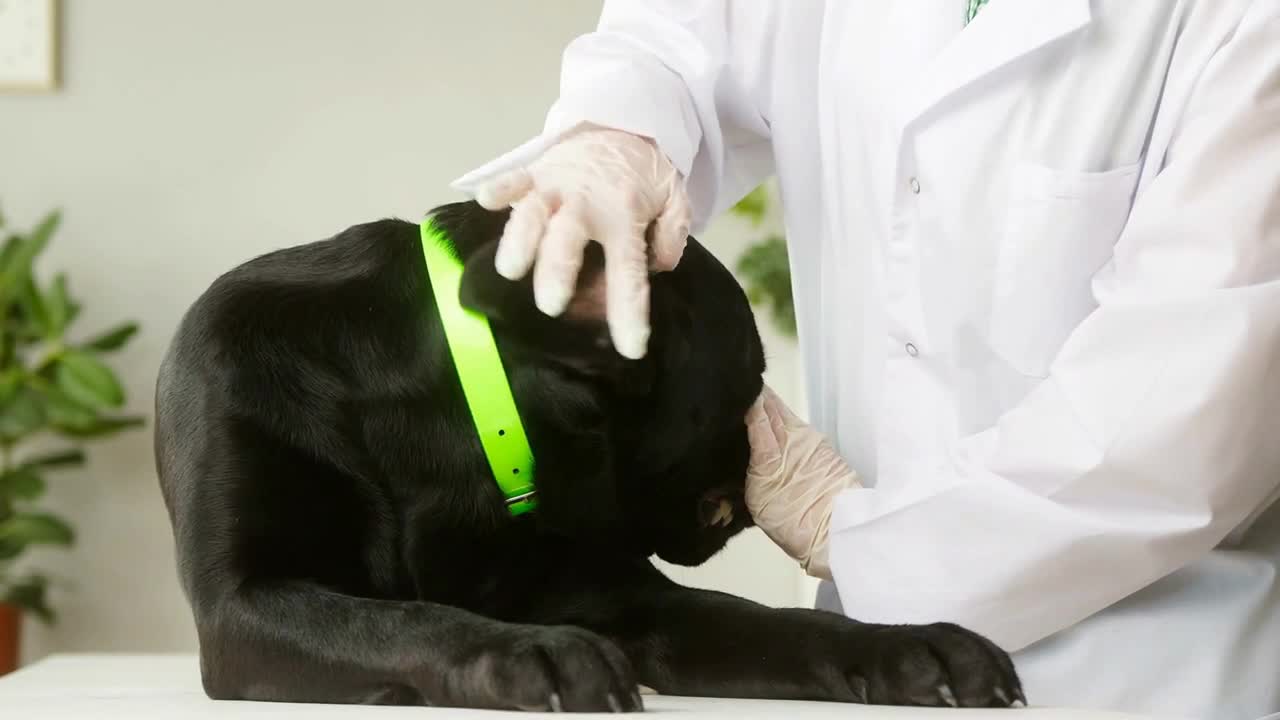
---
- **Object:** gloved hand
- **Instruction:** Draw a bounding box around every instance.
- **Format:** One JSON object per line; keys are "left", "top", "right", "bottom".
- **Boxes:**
{"left": 745, "top": 385, "right": 862, "bottom": 580}
{"left": 474, "top": 123, "right": 691, "bottom": 360}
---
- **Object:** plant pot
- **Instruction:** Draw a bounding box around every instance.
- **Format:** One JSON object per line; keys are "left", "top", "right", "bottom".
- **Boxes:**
{"left": 0, "top": 603, "right": 19, "bottom": 677}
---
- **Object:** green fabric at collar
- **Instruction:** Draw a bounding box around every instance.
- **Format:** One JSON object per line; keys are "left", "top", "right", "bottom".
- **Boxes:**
{"left": 420, "top": 217, "right": 537, "bottom": 516}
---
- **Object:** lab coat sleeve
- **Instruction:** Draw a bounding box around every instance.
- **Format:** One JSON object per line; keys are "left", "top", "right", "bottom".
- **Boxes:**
{"left": 827, "top": 4, "right": 1280, "bottom": 652}
{"left": 449, "top": 0, "right": 775, "bottom": 231}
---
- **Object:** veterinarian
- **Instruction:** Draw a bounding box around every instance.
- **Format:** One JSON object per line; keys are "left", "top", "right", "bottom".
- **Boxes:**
{"left": 452, "top": 2, "right": 1280, "bottom": 718}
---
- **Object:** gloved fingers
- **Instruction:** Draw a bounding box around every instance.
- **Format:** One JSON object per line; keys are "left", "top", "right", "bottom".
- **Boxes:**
{"left": 748, "top": 385, "right": 809, "bottom": 462}
{"left": 748, "top": 474, "right": 831, "bottom": 575}
{"left": 475, "top": 167, "right": 534, "bottom": 211}
{"left": 495, "top": 191, "right": 553, "bottom": 281}
{"left": 533, "top": 201, "right": 591, "bottom": 316}
{"left": 745, "top": 389, "right": 784, "bottom": 477}
{"left": 601, "top": 223, "right": 652, "bottom": 360}
{"left": 751, "top": 439, "right": 859, "bottom": 513}
{"left": 761, "top": 383, "right": 814, "bottom": 439}
{"left": 649, "top": 180, "right": 691, "bottom": 271}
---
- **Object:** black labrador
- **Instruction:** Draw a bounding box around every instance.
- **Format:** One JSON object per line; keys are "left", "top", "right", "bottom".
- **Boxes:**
{"left": 153, "top": 201, "right": 1023, "bottom": 712}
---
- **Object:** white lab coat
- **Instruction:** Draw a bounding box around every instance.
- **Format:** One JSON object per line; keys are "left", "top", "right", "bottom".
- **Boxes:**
{"left": 452, "top": 1, "right": 1280, "bottom": 717}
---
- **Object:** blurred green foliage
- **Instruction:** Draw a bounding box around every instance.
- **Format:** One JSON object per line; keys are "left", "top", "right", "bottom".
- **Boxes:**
{"left": 729, "top": 184, "right": 795, "bottom": 338}
{"left": 0, "top": 206, "right": 144, "bottom": 624}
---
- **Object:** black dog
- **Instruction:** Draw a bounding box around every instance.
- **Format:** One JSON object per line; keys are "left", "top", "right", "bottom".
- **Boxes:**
{"left": 154, "top": 201, "right": 1023, "bottom": 712}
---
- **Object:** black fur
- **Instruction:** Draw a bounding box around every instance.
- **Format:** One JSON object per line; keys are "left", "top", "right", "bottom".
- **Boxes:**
{"left": 154, "top": 201, "right": 1023, "bottom": 711}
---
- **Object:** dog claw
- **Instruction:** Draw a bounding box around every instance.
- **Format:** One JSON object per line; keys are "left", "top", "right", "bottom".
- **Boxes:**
{"left": 938, "top": 684, "right": 958, "bottom": 708}
{"left": 995, "top": 687, "right": 1011, "bottom": 705}
{"left": 549, "top": 693, "right": 564, "bottom": 713}
{"left": 848, "top": 676, "right": 869, "bottom": 704}
{"left": 632, "top": 690, "right": 644, "bottom": 709}
{"left": 608, "top": 693, "right": 623, "bottom": 713}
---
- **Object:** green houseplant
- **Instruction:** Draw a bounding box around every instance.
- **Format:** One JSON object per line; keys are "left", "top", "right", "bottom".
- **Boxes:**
{"left": 0, "top": 207, "right": 143, "bottom": 675}
{"left": 730, "top": 183, "right": 795, "bottom": 338}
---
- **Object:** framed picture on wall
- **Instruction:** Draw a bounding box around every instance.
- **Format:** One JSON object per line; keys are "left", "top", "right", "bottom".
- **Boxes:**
{"left": 0, "top": 0, "right": 59, "bottom": 93}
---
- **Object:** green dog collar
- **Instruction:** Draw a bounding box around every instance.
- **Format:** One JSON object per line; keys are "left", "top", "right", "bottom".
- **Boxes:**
{"left": 420, "top": 217, "right": 537, "bottom": 516}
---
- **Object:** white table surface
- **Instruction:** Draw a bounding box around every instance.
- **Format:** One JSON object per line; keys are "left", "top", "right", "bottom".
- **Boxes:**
{"left": 0, "top": 654, "right": 1166, "bottom": 719}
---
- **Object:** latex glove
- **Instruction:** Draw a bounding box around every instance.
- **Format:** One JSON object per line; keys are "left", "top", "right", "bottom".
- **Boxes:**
{"left": 474, "top": 123, "right": 691, "bottom": 360}
{"left": 745, "top": 385, "right": 862, "bottom": 580}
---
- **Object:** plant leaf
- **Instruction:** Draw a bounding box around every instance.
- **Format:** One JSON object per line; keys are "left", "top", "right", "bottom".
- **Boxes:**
{"left": 0, "top": 237, "right": 22, "bottom": 281}
{"left": 44, "top": 273, "right": 72, "bottom": 338}
{"left": 736, "top": 235, "right": 796, "bottom": 339}
{"left": 0, "top": 467, "right": 45, "bottom": 500}
{"left": 80, "top": 322, "right": 139, "bottom": 353}
{"left": 0, "top": 513, "right": 75, "bottom": 557}
{"left": 43, "top": 386, "right": 99, "bottom": 432}
{"left": 0, "top": 368, "right": 22, "bottom": 406}
{"left": 17, "top": 274, "right": 50, "bottom": 338}
{"left": 2, "top": 575, "right": 55, "bottom": 624}
{"left": 18, "top": 449, "right": 86, "bottom": 470}
{"left": 66, "top": 299, "right": 82, "bottom": 327}
{"left": 0, "top": 386, "right": 47, "bottom": 441}
{"left": 0, "top": 324, "right": 15, "bottom": 369}
{"left": 729, "top": 185, "right": 769, "bottom": 226}
{"left": 57, "top": 414, "right": 145, "bottom": 439}
{"left": 0, "top": 210, "right": 58, "bottom": 298}
{"left": 55, "top": 349, "right": 125, "bottom": 409}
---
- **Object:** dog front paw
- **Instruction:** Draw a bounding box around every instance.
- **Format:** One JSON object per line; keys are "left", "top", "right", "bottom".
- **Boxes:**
{"left": 453, "top": 626, "right": 643, "bottom": 713}
{"left": 837, "top": 622, "right": 1025, "bottom": 708}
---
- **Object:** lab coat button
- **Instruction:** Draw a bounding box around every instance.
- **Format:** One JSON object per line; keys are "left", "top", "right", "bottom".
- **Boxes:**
{"left": 905, "top": 342, "right": 919, "bottom": 357}
{"left": 909, "top": 177, "right": 921, "bottom": 194}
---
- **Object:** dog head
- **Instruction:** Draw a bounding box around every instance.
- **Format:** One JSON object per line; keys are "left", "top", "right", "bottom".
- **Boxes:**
{"left": 438, "top": 202, "right": 766, "bottom": 566}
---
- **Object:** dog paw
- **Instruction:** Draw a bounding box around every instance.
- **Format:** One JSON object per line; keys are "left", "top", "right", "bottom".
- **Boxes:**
{"left": 838, "top": 622, "right": 1025, "bottom": 708}
{"left": 458, "top": 626, "right": 643, "bottom": 713}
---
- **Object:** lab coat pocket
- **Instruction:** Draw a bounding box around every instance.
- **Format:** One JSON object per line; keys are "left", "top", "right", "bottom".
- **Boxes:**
{"left": 989, "top": 162, "right": 1140, "bottom": 377}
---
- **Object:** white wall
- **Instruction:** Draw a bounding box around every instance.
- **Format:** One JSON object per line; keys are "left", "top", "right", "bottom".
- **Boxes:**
{"left": 0, "top": 1, "right": 810, "bottom": 665}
